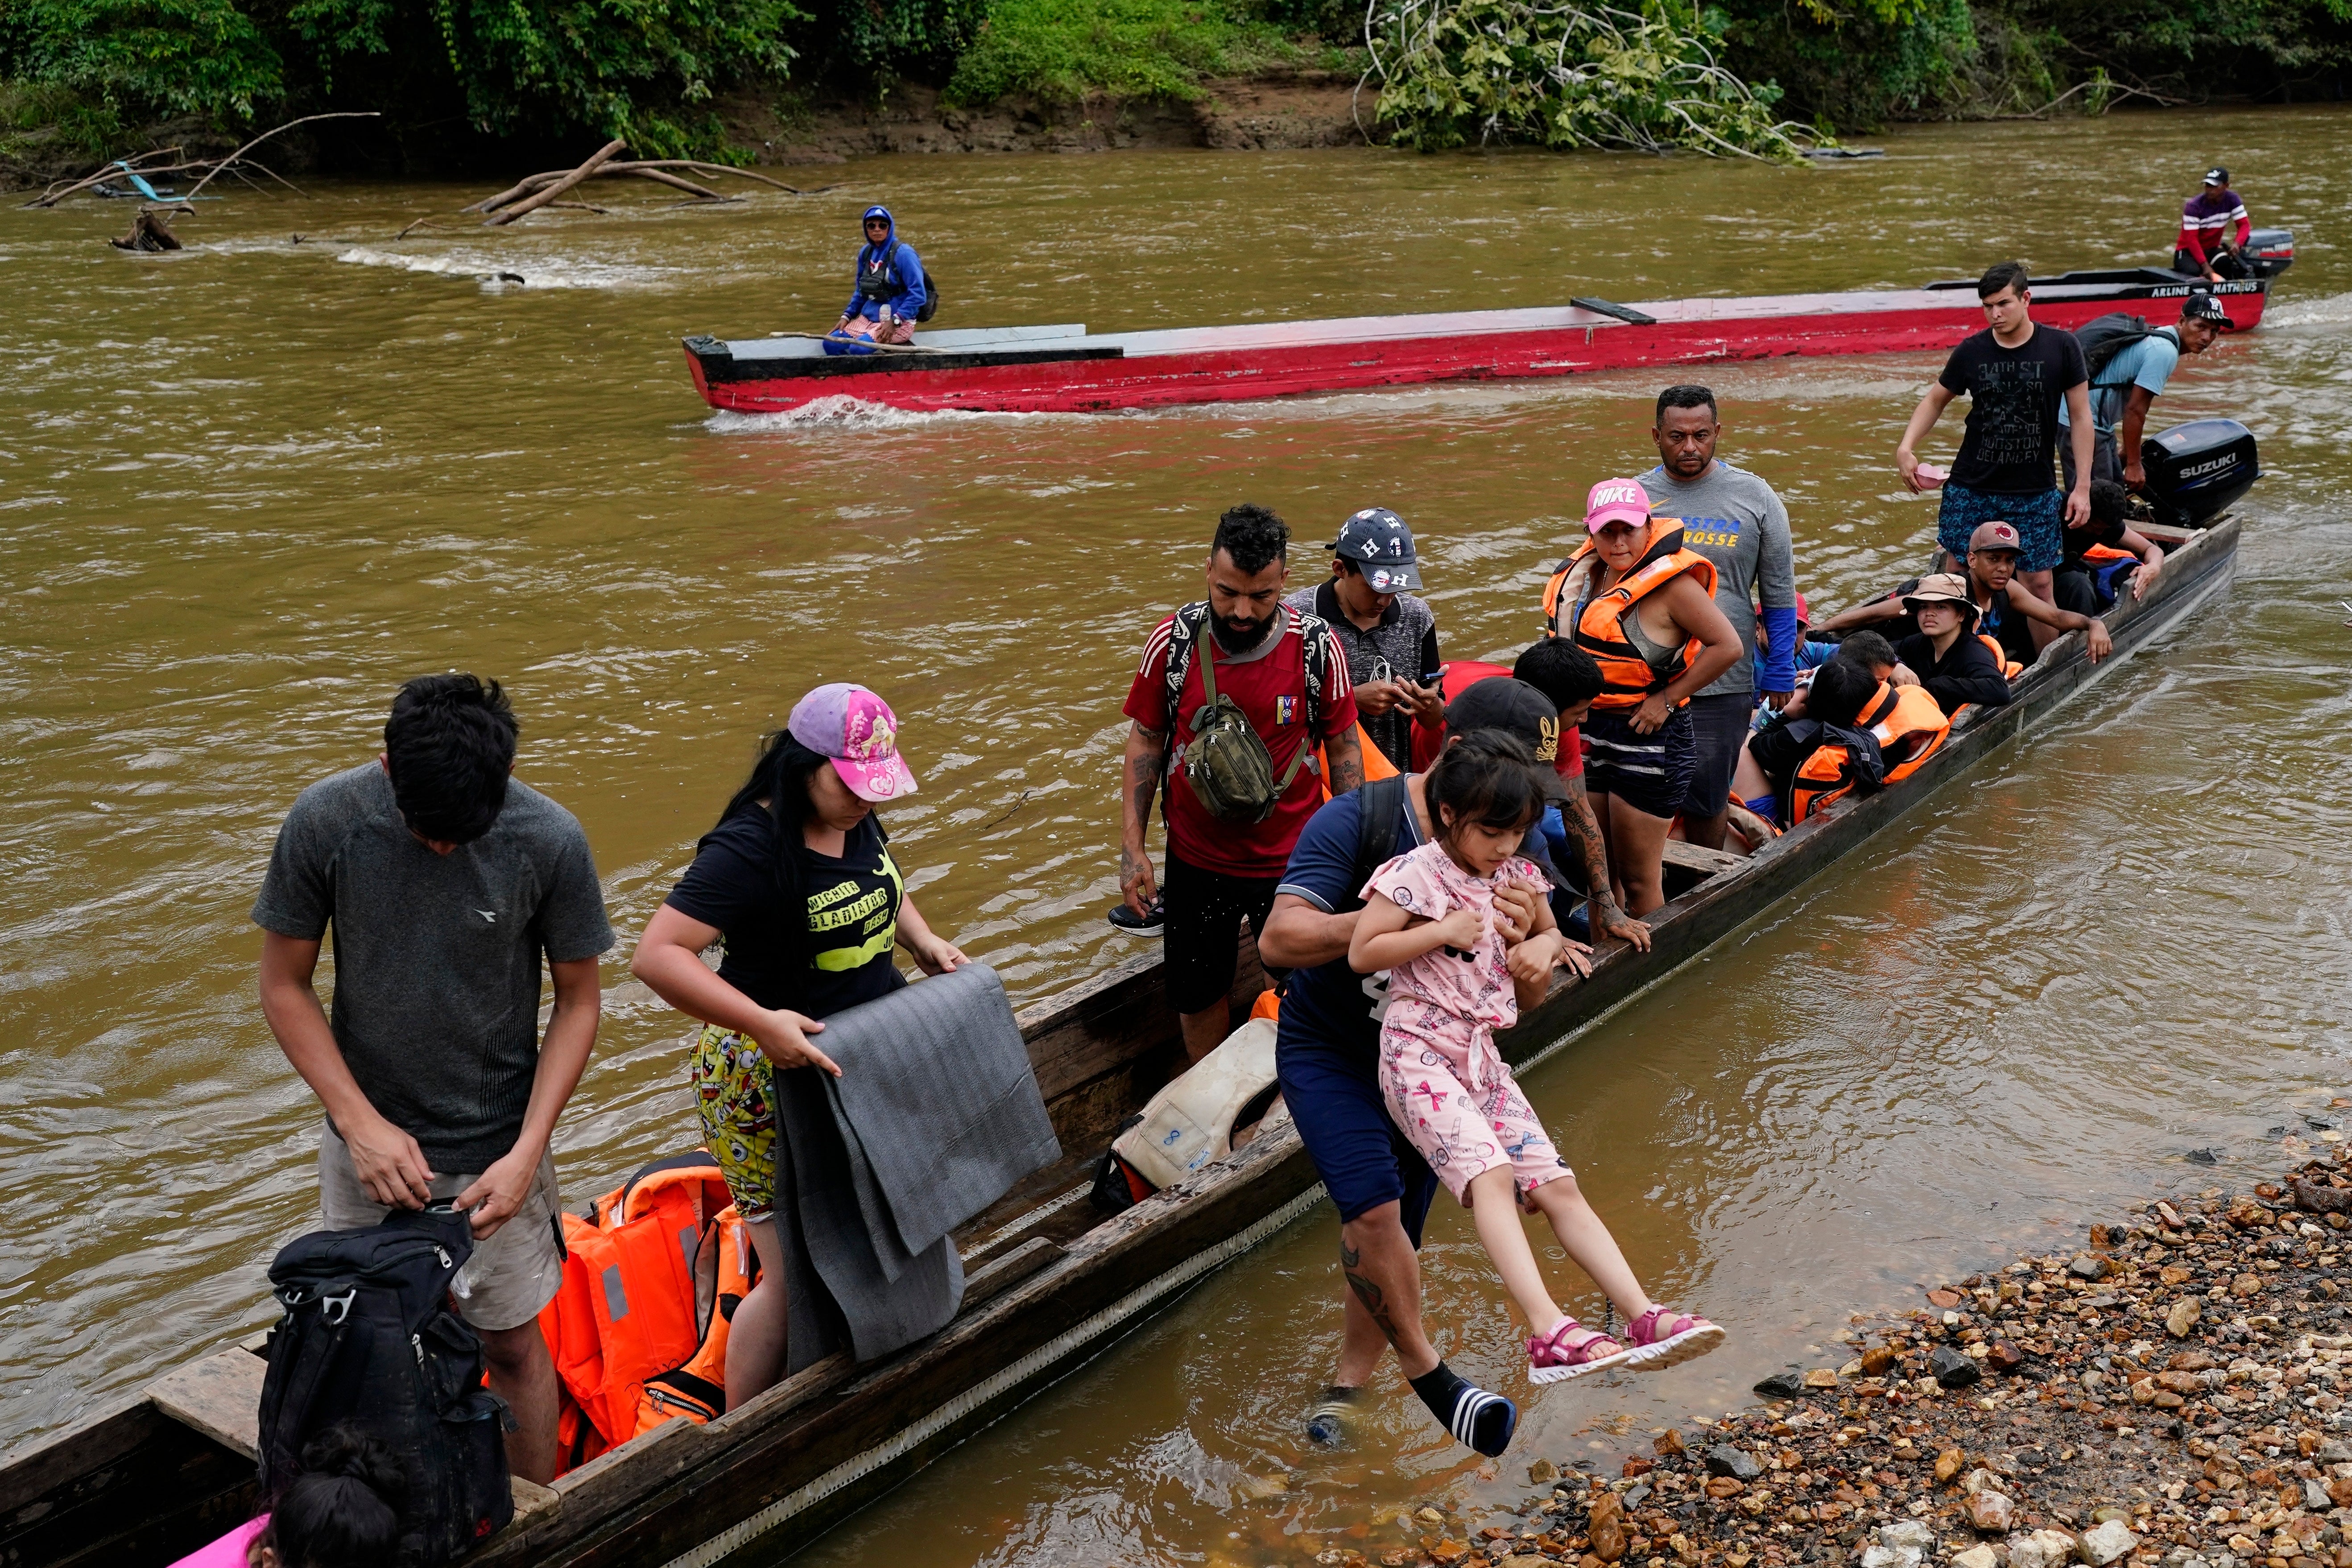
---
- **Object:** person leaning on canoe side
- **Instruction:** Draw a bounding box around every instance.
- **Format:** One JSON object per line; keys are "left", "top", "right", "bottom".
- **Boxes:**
{"left": 1284, "top": 506, "right": 1447, "bottom": 776}
{"left": 2054, "top": 479, "right": 2166, "bottom": 617}
{"left": 1896, "top": 259, "right": 2093, "bottom": 625}
{"left": 2059, "top": 290, "right": 2229, "bottom": 493}
{"left": 1120, "top": 505, "right": 1363, "bottom": 1064}
{"left": 253, "top": 674, "right": 616, "bottom": 1485}
{"left": 831, "top": 205, "right": 927, "bottom": 347}
{"left": 1257, "top": 680, "right": 1593, "bottom": 1459}
{"left": 628, "top": 684, "right": 967, "bottom": 1409}
{"left": 1543, "top": 479, "right": 1741, "bottom": 918}
{"left": 2176, "top": 166, "right": 2253, "bottom": 283}
{"left": 1639, "top": 384, "right": 1798, "bottom": 852}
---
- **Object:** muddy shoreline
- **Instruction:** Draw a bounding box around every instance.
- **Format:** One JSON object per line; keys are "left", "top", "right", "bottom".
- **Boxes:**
{"left": 1370, "top": 1142, "right": 2352, "bottom": 1568}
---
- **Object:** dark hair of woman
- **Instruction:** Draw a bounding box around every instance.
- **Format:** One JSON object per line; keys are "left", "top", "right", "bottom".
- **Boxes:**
{"left": 710, "top": 731, "right": 839, "bottom": 880}
{"left": 1425, "top": 730, "right": 1545, "bottom": 846}
{"left": 258, "top": 1425, "right": 406, "bottom": 1568}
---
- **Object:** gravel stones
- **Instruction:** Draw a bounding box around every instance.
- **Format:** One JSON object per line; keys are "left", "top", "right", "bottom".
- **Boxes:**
{"left": 2168, "top": 1296, "right": 2203, "bottom": 1337}
{"left": 2079, "top": 1518, "right": 2138, "bottom": 1564}
{"left": 1930, "top": 1345, "right": 1983, "bottom": 1388}
{"left": 1751, "top": 1370, "right": 1804, "bottom": 1398}
{"left": 1703, "top": 1444, "right": 1762, "bottom": 1481}
{"left": 1964, "top": 1487, "right": 2014, "bottom": 1532}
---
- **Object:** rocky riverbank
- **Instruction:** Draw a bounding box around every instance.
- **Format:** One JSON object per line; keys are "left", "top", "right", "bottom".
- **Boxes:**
{"left": 1374, "top": 1141, "right": 2352, "bottom": 1568}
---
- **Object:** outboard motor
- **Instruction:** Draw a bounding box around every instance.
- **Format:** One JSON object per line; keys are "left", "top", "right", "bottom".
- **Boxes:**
{"left": 2141, "top": 419, "right": 2259, "bottom": 526}
{"left": 2243, "top": 227, "right": 2294, "bottom": 280}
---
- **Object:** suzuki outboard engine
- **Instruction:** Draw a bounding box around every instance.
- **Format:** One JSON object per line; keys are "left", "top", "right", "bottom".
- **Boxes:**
{"left": 2243, "top": 228, "right": 2294, "bottom": 280}
{"left": 2141, "top": 419, "right": 2259, "bottom": 526}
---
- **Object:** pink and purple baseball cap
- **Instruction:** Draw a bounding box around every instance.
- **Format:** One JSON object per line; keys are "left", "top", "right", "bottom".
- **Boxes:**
{"left": 788, "top": 683, "right": 918, "bottom": 802}
{"left": 1584, "top": 478, "right": 1652, "bottom": 533}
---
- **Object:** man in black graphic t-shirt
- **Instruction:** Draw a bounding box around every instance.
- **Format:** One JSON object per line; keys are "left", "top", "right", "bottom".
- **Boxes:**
{"left": 1895, "top": 261, "right": 2092, "bottom": 628}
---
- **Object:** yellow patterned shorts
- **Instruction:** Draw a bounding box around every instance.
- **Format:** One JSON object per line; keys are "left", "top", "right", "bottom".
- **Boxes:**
{"left": 691, "top": 1026, "right": 777, "bottom": 1221}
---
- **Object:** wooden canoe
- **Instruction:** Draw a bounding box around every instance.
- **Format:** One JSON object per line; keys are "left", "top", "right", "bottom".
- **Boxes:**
{"left": 0, "top": 516, "right": 2241, "bottom": 1568}
{"left": 683, "top": 269, "right": 2274, "bottom": 416}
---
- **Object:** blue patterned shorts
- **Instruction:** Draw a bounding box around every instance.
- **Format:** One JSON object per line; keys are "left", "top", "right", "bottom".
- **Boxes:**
{"left": 1937, "top": 480, "right": 2062, "bottom": 573}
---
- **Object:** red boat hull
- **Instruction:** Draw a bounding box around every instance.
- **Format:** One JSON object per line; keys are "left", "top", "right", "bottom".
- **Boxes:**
{"left": 686, "top": 273, "right": 2270, "bottom": 417}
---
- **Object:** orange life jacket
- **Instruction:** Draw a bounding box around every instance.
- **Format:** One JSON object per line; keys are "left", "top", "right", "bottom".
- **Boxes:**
{"left": 536, "top": 1150, "right": 760, "bottom": 1474}
{"left": 1789, "top": 682, "right": 1953, "bottom": 823}
{"left": 1541, "top": 524, "right": 1719, "bottom": 711}
{"left": 1975, "top": 631, "right": 2025, "bottom": 681}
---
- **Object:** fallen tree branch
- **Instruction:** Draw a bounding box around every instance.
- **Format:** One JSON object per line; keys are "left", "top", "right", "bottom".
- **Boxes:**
{"left": 26, "top": 149, "right": 188, "bottom": 208}
{"left": 181, "top": 112, "right": 380, "bottom": 201}
{"left": 466, "top": 158, "right": 838, "bottom": 214}
{"left": 483, "top": 139, "right": 627, "bottom": 226}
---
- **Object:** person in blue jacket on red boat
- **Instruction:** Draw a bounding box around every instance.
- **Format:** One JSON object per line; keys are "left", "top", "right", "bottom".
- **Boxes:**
{"left": 829, "top": 206, "right": 930, "bottom": 350}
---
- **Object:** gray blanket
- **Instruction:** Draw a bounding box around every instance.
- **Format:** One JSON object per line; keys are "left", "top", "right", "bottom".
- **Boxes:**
{"left": 774, "top": 963, "right": 1061, "bottom": 1370}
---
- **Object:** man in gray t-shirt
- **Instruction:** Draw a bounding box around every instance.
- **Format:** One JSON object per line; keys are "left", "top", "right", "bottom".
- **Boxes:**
{"left": 1283, "top": 506, "right": 1446, "bottom": 773}
{"left": 253, "top": 673, "right": 612, "bottom": 1483}
{"left": 1641, "top": 386, "right": 1798, "bottom": 851}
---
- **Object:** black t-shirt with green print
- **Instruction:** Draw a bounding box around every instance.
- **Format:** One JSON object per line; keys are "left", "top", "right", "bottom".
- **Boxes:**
{"left": 665, "top": 809, "right": 908, "bottom": 1019}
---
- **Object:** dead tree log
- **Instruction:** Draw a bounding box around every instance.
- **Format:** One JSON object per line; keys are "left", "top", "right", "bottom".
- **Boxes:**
{"left": 483, "top": 140, "right": 627, "bottom": 227}
{"left": 110, "top": 208, "right": 186, "bottom": 251}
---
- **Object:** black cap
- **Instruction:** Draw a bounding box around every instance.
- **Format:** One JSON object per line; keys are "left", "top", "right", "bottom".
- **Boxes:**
{"left": 1325, "top": 507, "right": 1423, "bottom": 592}
{"left": 2181, "top": 290, "right": 2232, "bottom": 326}
{"left": 1443, "top": 678, "right": 1572, "bottom": 801}
{"left": 2203, "top": 166, "right": 2229, "bottom": 185}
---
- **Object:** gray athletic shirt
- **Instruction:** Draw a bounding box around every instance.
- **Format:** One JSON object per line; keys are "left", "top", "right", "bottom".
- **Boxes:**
{"left": 1640, "top": 459, "right": 1796, "bottom": 698}
{"left": 252, "top": 761, "right": 616, "bottom": 1170}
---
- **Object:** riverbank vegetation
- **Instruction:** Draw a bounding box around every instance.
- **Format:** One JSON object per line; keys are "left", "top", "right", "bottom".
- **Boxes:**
{"left": 2, "top": 0, "right": 2346, "bottom": 175}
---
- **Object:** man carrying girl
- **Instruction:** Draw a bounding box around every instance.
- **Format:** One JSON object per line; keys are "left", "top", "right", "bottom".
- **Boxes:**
{"left": 1350, "top": 732, "right": 1724, "bottom": 1388}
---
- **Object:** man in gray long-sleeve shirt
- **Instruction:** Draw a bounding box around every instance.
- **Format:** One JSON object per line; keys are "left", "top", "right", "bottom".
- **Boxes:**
{"left": 1641, "top": 385, "right": 1798, "bottom": 851}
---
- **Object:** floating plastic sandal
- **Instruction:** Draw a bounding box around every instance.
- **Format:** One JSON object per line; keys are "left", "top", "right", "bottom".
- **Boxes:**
{"left": 1527, "top": 1317, "right": 1640, "bottom": 1385}
{"left": 1622, "top": 1307, "right": 1726, "bottom": 1371}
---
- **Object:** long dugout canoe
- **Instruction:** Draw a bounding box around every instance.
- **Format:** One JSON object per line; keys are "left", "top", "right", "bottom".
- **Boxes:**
{"left": 683, "top": 270, "right": 2273, "bottom": 417}
{"left": 0, "top": 516, "right": 2240, "bottom": 1568}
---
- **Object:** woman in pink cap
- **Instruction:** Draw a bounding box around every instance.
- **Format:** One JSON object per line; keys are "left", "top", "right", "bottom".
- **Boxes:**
{"left": 629, "top": 682, "right": 967, "bottom": 1407}
{"left": 1541, "top": 479, "right": 1740, "bottom": 916}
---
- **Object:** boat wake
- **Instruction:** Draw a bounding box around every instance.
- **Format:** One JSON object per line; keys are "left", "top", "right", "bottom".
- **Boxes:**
{"left": 331, "top": 245, "right": 672, "bottom": 290}
{"left": 2262, "top": 291, "right": 2352, "bottom": 329}
{"left": 705, "top": 396, "right": 1066, "bottom": 433}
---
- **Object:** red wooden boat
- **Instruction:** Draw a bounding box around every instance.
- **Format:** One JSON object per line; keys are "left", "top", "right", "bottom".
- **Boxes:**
{"left": 683, "top": 266, "right": 2274, "bottom": 418}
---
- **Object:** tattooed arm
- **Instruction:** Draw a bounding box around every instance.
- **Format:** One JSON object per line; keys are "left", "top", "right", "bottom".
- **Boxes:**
{"left": 1324, "top": 723, "right": 1365, "bottom": 797}
{"left": 1562, "top": 772, "right": 1651, "bottom": 952}
{"left": 1120, "top": 720, "right": 1166, "bottom": 916}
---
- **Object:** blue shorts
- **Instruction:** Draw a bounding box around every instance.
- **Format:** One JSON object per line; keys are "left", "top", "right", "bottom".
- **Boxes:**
{"left": 1277, "top": 1020, "right": 1438, "bottom": 1241}
{"left": 1937, "top": 480, "right": 2062, "bottom": 573}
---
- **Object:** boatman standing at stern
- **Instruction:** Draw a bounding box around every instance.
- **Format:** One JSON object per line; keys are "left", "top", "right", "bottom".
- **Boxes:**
{"left": 1284, "top": 508, "right": 1447, "bottom": 776}
{"left": 2175, "top": 167, "right": 2252, "bottom": 283}
{"left": 1639, "top": 385, "right": 1797, "bottom": 851}
{"left": 1896, "top": 259, "right": 2092, "bottom": 625}
{"left": 832, "top": 205, "right": 928, "bottom": 346}
{"left": 2059, "top": 290, "right": 2229, "bottom": 492}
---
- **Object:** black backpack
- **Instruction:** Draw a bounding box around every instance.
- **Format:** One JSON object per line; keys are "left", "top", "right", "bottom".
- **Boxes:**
{"left": 2074, "top": 312, "right": 2164, "bottom": 382}
{"left": 917, "top": 268, "right": 941, "bottom": 324}
{"left": 257, "top": 1204, "right": 514, "bottom": 1564}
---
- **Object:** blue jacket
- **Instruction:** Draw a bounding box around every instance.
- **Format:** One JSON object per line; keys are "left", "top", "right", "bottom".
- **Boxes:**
{"left": 844, "top": 206, "right": 927, "bottom": 323}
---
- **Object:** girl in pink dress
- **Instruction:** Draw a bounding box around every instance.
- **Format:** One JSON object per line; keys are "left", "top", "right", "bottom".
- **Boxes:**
{"left": 1348, "top": 732, "right": 1725, "bottom": 1385}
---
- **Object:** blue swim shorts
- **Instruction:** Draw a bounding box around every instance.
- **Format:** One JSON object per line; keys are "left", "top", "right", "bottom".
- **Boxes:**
{"left": 1276, "top": 1020, "right": 1439, "bottom": 1242}
{"left": 1937, "top": 480, "right": 2062, "bottom": 573}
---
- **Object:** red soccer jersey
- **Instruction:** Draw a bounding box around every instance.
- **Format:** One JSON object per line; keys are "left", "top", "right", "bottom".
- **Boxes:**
{"left": 1124, "top": 606, "right": 1357, "bottom": 877}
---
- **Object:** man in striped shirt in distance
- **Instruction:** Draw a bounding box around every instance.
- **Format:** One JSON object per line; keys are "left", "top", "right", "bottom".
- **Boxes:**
{"left": 2175, "top": 167, "right": 2252, "bottom": 283}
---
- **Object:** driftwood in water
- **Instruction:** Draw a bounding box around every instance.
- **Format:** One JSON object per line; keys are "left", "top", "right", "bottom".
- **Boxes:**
{"left": 462, "top": 157, "right": 836, "bottom": 219}
{"left": 25, "top": 113, "right": 379, "bottom": 209}
{"left": 482, "top": 139, "right": 628, "bottom": 227}
{"left": 109, "top": 209, "right": 185, "bottom": 252}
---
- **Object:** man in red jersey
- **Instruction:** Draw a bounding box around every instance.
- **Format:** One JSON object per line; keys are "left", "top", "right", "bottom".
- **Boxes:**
{"left": 1122, "top": 504, "right": 1364, "bottom": 1063}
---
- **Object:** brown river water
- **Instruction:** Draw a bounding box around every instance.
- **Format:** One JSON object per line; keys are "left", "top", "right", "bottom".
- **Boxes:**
{"left": 5, "top": 105, "right": 2351, "bottom": 1565}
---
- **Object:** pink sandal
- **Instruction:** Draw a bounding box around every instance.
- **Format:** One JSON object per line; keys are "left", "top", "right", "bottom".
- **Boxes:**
{"left": 1527, "top": 1317, "right": 1639, "bottom": 1385}
{"left": 1623, "top": 1306, "right": 1726, "bottom": 1370}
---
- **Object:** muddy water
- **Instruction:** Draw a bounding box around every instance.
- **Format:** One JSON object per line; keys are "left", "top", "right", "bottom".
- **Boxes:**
{"left": 4, "top": 104, "right": 2350, "bottom": 1563}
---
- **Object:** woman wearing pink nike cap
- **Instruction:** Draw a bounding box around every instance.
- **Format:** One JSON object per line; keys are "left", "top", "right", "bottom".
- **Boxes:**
{"left": 629, "top": 682, "right": 968, "bottom": 1407}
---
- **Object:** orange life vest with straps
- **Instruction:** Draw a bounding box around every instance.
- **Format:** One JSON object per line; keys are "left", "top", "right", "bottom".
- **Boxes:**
{"left": 537, "top": 1150, "right": 761, "bottom": 1475}
{"left": 1975, "top": 631, "right": 2025, "bottom": 681}
{"left": 1540, "top": 524, "right": 1719, "bottom": 712}
{"left": 1789, "top": 681, "right": 1952, "bottom": 823}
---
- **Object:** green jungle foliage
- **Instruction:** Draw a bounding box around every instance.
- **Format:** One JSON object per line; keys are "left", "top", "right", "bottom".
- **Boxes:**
{"left": 942, "top": 0, "right": 1309, "bottom": 103}
{"left": 1364, "top": 0, "right": 1815, "bottom": 157}
{"left": 0, "top": 0, "right": 2346, "bottom": 161}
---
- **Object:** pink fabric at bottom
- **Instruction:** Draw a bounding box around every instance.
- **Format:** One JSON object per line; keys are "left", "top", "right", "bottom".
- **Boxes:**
{"left": 169, "top": 1514, "right": 266, "bottom": 1568}
{"left": 1379, "top": 1001, "right": 1573, "bottom": 1204}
